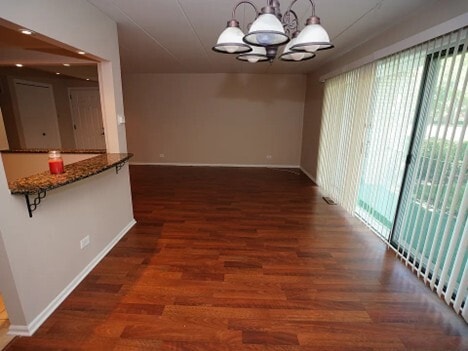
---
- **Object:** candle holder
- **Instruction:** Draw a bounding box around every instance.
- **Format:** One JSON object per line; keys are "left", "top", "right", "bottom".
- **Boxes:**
{"left": 48, "top": 150, "right": 64, "bottom": 174}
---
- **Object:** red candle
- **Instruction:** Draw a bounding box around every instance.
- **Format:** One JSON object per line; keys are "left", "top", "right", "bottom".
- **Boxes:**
{"left": 48, "top": 150, "right": 64, "bottom": 174}
{"left": 48, "top": 159, "right": 64, "bottom": 174}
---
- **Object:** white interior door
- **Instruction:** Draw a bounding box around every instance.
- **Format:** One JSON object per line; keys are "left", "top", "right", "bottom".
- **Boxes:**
{"left": 69, "top": 88, "right": 106, "bottom": 150}
{"left": 14, "top": 80, "right": 61, "bottom": 149}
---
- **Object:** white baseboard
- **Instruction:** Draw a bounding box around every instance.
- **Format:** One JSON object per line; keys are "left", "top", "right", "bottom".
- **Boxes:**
{"left": 130, "top": 162, "right": 300, "bottom": 169}
{"left": 300, "top": 166, "right": 317, "bottom": 184}
{"left": 7, "top": 325, "right": 29, "bottom": 336}
{"left": 8, "top": 219, "right": 137, "bottom": 336}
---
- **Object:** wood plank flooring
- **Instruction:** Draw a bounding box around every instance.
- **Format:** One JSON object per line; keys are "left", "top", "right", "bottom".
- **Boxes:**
{"left": 6, "top": 165, "right": 468, "bottom": 350}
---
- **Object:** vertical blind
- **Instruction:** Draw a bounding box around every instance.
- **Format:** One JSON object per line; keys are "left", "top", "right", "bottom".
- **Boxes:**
{"left": 356, "top": 45, "right": 427, "bottom": 239}
{"left": 392, "top": 29, "right": 467, "bottom": 320}
{"left": 317, "top": 27, "right": 467, "bottom": 321}
{"left": 317, "top": 63, "right": 375, "bottom": 212}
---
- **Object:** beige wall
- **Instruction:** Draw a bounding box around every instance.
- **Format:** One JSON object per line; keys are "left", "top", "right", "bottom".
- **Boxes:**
{"left": 300, "top": 0, "right": 468, "bottom": 179}
{"left": 300, "top": 75, "right": 323, "bottom": 181}
{"left": 0, "top": 108, "right": 8, "bottom": 150}
{"left": 124, "top": 73, "right": 306, "bottom": 166}
{"left": 0, "top": 0, "right": 134, "bottom": 335}
{"left": 0, "top": 76, "right": 20, "bottom": 148}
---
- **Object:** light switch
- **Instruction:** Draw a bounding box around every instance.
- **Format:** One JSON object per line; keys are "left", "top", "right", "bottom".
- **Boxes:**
{"left": 117, "top": 114, "right": 125, "bottom": 124}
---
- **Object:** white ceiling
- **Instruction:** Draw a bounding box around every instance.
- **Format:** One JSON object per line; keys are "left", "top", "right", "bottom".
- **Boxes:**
{"left": 87, "top": 0, "right": 437, "bottom": 74}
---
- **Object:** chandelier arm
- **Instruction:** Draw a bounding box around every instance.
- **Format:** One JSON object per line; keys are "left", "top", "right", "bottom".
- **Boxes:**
{"left": 285, "top": 0, "right": 299, "bottom": 15}
{"left": 232, "top": 1, "right": 260, "bottom": 20}
{"left": 310, "top": 0, "right": 316, "bottom": 17}
{"left": 285, "top": 0, "right": 316, "bottom": 18}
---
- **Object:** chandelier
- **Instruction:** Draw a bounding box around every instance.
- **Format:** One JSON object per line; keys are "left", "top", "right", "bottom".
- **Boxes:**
{"left": 212, "top": 0, "right": 333, "bottom": 63}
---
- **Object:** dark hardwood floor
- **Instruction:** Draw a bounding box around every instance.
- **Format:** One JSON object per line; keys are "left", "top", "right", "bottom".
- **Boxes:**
{"left": 6, "top": 165, "right": 468, "bottom": 350}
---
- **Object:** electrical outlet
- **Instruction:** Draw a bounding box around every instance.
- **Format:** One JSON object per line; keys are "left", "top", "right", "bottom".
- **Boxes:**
{"left": 266, "top": 155, "right": 272, "bottom": 160}
{"left": 80, "top": 235, "right": 90, "bottom": 249}
{"left": 159, "top": 153, "right": 165, "bottom": 158}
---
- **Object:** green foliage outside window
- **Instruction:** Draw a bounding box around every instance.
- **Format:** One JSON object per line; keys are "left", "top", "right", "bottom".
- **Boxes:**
{"left": 415, "top": 138, "right": 467, "bottom": 213}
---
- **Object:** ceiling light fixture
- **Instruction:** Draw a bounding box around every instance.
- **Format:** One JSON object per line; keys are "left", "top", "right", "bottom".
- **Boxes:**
{"left": 20, "top": 29, "right": 33, "bottom": 35}
{"left": 56, "top": 72, "right": 61, "bottom": 75}
{"left": 15, "top": 64, "right": 23, "bottom": 67}
{"left": 213, "top": 0, "right": 333, "bottom": 63}
{"left": 77, "top": 51, "right": 86, "bottom": 55}
{"left": 63, "top": 64, "right": 71, "bottom": 67}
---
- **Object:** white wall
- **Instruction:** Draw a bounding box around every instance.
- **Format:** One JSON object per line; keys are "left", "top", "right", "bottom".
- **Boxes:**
{"left": 0, "top": 0, "right": 134, "bottom": 335}
{"left": 124, "top": 73, "right": 306, "bottom": 167}
{"left": 300, "top": 0, "right": 468, "bottom": 179}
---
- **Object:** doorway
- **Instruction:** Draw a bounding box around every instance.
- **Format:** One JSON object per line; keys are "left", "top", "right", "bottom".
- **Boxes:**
{"left": 69, "top": 88, "right": 106, "bottom": 150}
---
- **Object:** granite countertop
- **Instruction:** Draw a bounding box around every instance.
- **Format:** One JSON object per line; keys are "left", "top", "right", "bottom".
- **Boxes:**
{"left": 9, "top": 153, "right": 133, "bottom": 195}
{"left": 1, "top": 149, "right": 106, "bottom": 154}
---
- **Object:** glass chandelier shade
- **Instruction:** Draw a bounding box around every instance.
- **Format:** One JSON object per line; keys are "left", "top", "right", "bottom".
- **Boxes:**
{"left": 237, "top": 45, "right": 269, "bottom": 63}
{"left": 243, "top": 8, "right": 289, "bottom": 47}
{"left": 290, "top": 16, "right": 333, "bottom": 52}
{"left": 212, "top": 20, "right": 252, "bottom": 54}
{"left": 280, "top": 32, "right": 315, "bottom": 61}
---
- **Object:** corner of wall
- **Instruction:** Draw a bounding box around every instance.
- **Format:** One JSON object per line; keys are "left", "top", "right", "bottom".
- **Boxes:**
{"left": 0, "top": 226, "right": 27, "bottom": 327}
{"left": 299, "top": 73, "right": 324, "bottom": 180}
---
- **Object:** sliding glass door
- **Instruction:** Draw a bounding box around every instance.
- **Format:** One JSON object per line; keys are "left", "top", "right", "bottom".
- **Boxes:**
{"left": 355, "top": 48, "right": 427, "bottom": 239}
{"left": 319, "top": 27, "right": 467, "bottom": 319}
{"left": 392, "top": 40, "right": 467, "bottom": 309}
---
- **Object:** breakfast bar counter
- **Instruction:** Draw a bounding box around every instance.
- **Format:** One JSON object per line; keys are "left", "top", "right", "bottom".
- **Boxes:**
{"left": 8, "top": 153, "right": 133, "bottom": 195}
{"left": 4, "top": 152, "right": 133, "bottom": 217}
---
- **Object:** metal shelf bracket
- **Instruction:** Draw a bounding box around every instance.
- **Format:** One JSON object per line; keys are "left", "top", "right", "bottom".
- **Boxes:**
{"left": 25, "top": 190, "right": 47, "bottom": 218}
{"left": 115, "top": 161, "right": 127, "bottom": 174}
